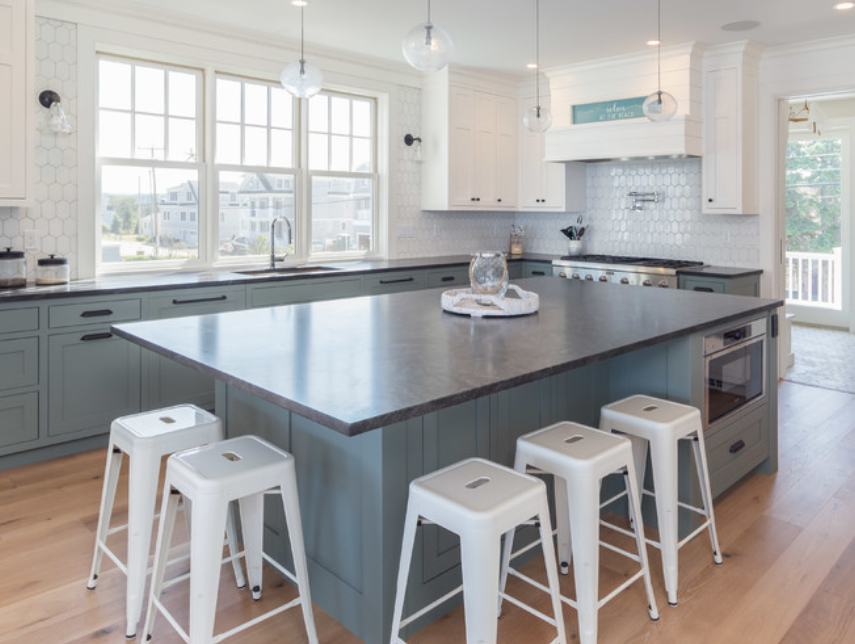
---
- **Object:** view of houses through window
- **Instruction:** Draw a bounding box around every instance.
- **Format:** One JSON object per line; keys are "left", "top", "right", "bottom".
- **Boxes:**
{"left": 97, "top": 56, "right": 377, "bottom": 267}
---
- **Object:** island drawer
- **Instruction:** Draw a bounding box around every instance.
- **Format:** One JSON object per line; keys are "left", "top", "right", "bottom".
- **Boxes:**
{"left": 49, "top": 298, "right": 142, "bottom": 329}
{"left": 0, "top": 307, "right": 39, "bottom": 334}
{"left": 0, "top": 337, "right": 38, "bottom": 391}
{"left": 706, "top": 403, "right": 768, "bottom": 497}
{"left": 0, "top": 392, "right": 39, "bottom": 450}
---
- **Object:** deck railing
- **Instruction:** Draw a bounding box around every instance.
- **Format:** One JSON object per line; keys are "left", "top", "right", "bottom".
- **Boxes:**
{"left": 785, "top": 247, "right": 842, "bottom": 308}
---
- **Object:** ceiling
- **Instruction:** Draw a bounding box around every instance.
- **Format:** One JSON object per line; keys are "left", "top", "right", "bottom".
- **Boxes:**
{"left": 125, "top": 0, "right": 855, "bottom": 75}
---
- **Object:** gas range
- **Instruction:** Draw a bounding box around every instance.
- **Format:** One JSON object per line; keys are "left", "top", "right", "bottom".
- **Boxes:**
{"left": 552, "top": 254, "right": 704, "bottom": 288}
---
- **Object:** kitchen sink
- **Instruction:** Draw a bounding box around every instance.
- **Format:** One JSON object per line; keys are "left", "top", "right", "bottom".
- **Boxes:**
{"left": 235, "top": 265, "right": 341, "bottom": 277}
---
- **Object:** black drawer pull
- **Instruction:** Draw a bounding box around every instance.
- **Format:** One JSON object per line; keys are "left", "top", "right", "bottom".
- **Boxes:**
{"left": 172, "top": 295, "right": 228, "bottom": 306}
{"left": 694, "top": 287, "right": 715, "bottom": 293}
{"left": 379, "top": 277, "right": 414, "bottom": 285}
{"left": 729, "top": 439, "right": 746, "bottom": 454}
{"left": 81, "top": 309, "right": 114, "bottom": 318}
{"left": 531, "top": 270, "right": 546, "bottom": 276}
{"left": 441, "top": 276, "right": 455, "bottom": 282}
{"left": 81, "top": 332, "right": 113, "bottom": 342}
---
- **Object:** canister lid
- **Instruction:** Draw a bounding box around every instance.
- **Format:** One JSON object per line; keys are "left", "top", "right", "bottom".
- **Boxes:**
{"left": 37, "top": 254, "right": 68, "bottom": 266}
{"left": 0, "top": 247, "right": 24, "bottom": 259}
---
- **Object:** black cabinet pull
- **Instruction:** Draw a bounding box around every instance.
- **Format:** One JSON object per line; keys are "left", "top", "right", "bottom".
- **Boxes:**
{"left": 81, "top": 309, "right": 113, "bottom": 318}
{"left": 441, "top": 276, "right": 455, "bottom": 282}
{"left": 708, "top": 198, "right": 714, "bottom": 203}
{"left": 379, "top": 277, "right": 415, "bottom": 285}
{"left": 532, "top": 270, "right": 545, "bottom": 276}
{"left": 694, "top": 286, "right": 715, "bottom": 293}
{"left": 81, "top": 332, "right": 113, "bottom": 342}
{"left": 497, "top": 198, "right": 502, "bottom": 203}
{"left": 729, "top": 439, "right": 746, "bottom": 454}
{"left": 172, "top": 295, "right": 228, "bottom": 306}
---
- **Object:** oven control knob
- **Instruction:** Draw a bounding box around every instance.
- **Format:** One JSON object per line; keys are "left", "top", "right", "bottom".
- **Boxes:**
{"left": 658, "top": 280, "right": 669, "bottom": 288}
{"left": 642, "top": 279, "right": 653, "bottom": 287}
{"left": 559, "top": 271, "right": 567, "bottom": 278}
{"left": 572, "top": 273, "right": 580, "bottom": 280}
{"left": 598, "top": 275, "right": 609, "bottom": 282}
{"left": 585, "top": 274, "right": 594, "bottom": 281}
{"left": 620, "top": 277, "right": 630, "bottom": 285}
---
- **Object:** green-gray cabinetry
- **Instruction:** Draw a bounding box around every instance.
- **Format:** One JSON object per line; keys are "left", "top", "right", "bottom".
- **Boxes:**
{"left": 0, "top": 305, "right": 40, "bottom": 454}
{"left": 679, "top": 271, "right": 761, "bottom": 297}
{"left": 145, "top": 286, "right": 246, "bottom": 410}
{"left": 425, "top": 266, "right": 469, "bottom": 289}
{"left": 361, "top": 270, "right": 427, "bottom": 295}
{"left": 521, "top": 261, "right": 551, "bottom": 278}
{"left": 248, "top": 275, "right": 362, "bottom": 308}
{"left": 46, "top": 296, "right": 143, "bottom": 439}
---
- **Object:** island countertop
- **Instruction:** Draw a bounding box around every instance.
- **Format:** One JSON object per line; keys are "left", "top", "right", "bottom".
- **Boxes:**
{"left": 112, "top": 277, "right": 782, "bottom": 436}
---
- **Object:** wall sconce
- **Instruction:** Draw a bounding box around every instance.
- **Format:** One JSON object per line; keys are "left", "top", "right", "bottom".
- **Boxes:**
{"left": 38, "top": 90, "right": 73, "bottom": 134}
{"left": 404, "top": 133, "right": 422, "bottom": 162}
{"left": 628, "top": 191, "right": 659, "bottom": 211}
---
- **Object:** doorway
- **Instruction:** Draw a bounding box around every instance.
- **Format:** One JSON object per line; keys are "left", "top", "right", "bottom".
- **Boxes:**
{"left": 784, "top": 96, "right": 855, "bottom": 331}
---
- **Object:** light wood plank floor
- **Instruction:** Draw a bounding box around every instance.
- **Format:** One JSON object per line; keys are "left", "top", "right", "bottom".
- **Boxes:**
{"left": 2, "top": 380, "right": 854, "bottom": 644}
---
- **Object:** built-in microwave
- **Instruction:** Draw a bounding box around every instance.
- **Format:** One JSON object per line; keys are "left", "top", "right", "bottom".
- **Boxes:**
{"left": 703, "top": 318, "right": 766, "bottom": 429}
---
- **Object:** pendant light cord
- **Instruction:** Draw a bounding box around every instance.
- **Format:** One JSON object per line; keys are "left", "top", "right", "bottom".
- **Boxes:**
{"left": 656, "top": 0, "right": 662, "bottom": 95}
{"left": 300, "top": 5, "right": 305, "bottom": 62}
{"left": 427, "top": 0, "right": 431, "bottom": 23}
{"left": 535, "top": 0, "right": 541, "bottom": 104}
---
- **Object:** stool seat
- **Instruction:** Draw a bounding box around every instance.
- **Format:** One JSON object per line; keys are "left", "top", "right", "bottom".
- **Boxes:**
{"left": 143, "top": 435, "right": 318, "bottom": 644}
{"left": 501, "top": 422, "right": 659, "bottom": 644}
{"left": 600, "top": 395, "right": 723, "bottom": 607}
{"left": 86, "top": 405, "right": 245, "bottom": 639}
{"left": 391, "top": 458, "right": 566, "bottom": 644}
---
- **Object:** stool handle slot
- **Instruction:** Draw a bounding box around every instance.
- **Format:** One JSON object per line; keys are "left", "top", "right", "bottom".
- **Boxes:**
{"left": 564, "top": 435, "right": 584, "bottom": 444}
{"left": 222, "top": 451, "right": 242, "bottom": 462}
{"left": 465, "top": 476, "right": 491, "bottom": 489}
{"left": 642, "top": 405, "right": 659, "bottom": 412}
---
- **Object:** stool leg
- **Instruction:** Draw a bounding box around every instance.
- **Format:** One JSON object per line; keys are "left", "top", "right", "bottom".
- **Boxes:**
{"left": 460, "top": 533, "right": 501, "bottom": 644}
{"left": 87, "top": 445, "right": 123, "bottom": 590}
{"left": 691, "top": 435, "right": 723, "bottom": 565}
{"left": 390, "top": 502, "right": 419, "bottom": 644}
{"left": 553, "top": 474, "right": 572, "bottom": 575}
{"left": 623, "top": 466, "right": 660, "bottom": 621}
{"left": 279, "top": 474, "right": 319, "bottom": 644}
{"left": 125, "top": 451, "right": 161, "bottom": 638}
{"left": 238, "top": 493, "right": 264, "bottom": 600}
{"left": 648, "top": 438, "right": 680, "bottom": 606}
{"left": 498, "top": 525, "right": 515, "bottom": 617}
{"left": 187, "top": 496, "right": 229, "bottom": 644}
{"left": 537, "top": 497, "right": 568, "bottom": 644}
{"left": 225, "top": 502, "right": 248, "bottom": 589}
{"left": 565, "top": 477, "right": 600, "bottom": 644}
{"left": 623, "top": 434, "right": 649, "bottom": 529}
{"left": 141, "top": 484, "right": 181, "bottom": 642}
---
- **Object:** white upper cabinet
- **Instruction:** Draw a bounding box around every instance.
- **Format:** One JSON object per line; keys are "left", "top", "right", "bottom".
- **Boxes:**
{"left": 702, "top": 42, "right": 761, "bottom": 215}
{"left": 0, "top": 0, "right": 33, "bottom": 206}
{"left": 421, "top": 67, "right": 518, "bottom": 211}
{"left": 518, "top": 95, "right": 586, "bottom": 212}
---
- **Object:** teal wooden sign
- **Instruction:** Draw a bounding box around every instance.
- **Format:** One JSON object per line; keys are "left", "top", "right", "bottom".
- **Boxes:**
{"left": 572, "top": 97, "right": 647, "bottom": 124}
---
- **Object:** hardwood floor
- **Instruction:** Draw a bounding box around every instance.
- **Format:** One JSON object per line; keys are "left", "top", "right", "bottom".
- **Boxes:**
{"left": 2, "top": 380, "right": 854, "bottom": 644}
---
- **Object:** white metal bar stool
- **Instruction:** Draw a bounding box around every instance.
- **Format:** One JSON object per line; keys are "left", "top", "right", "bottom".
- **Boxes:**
{"left": 142, "top": 434, "right": 318, "bottom": 644}
{"left": 500, "top": 422, "right": 659, "bottom": 644}
{"left": 390, "top": 457, "right": 566, "bottom": 644}
{"left": 599, "top": 395, "right": 723, "bottom": 606}
{"left": 87, "top": 404, "right": 246, "bottom": 639}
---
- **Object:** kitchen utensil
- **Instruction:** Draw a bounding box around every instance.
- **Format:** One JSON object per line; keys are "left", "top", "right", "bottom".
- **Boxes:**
{"left": 0, "top": 247, "right": 26, "bottom": 288}
{"left": 36, "top": 254, "right": 70, "bottom": 285}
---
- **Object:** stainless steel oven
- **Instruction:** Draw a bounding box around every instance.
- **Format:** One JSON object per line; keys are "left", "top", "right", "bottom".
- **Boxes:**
{"left": 703, "top": 318, "right": 766, "bottom": 429}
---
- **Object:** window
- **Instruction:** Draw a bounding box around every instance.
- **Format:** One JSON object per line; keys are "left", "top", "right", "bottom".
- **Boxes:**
{"left": 97, "top": 57, "right": 202, "bottom": 264}
{"left": 96, "top": 55, "right": 380, "bottom": 270}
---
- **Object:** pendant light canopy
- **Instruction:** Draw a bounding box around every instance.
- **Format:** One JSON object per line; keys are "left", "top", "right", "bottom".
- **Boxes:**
{"left": 523, "top": 0, "right": 552, "bottom": 133}
{"left": 402, "top": 0, "right": 454, "bottom": 73}
{"left": 642, "top": 0, "right": 677, "bottom": 122}
{"left": 280, "top": 3, "right": 324, "bottom": 99}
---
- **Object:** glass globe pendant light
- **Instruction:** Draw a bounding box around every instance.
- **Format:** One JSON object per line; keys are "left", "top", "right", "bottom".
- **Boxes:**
{"left": 402, "top": 0, "right": 454, "bottom": 73}
{"left": 280, "top": 3, "right": 324, "bottom": 99}
{"left": 642, "top": 0, "right": 677, "bottom": 122}
{"left": 523, "top": 0, "right": 552, "bottom": 133}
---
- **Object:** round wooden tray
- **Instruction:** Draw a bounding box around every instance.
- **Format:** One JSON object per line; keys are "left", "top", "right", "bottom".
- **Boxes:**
{"left": 441, "top": 284, "right": 539, "bottom": 318}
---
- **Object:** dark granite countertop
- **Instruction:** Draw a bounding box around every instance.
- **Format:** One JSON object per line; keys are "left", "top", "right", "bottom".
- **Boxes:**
{"left": 678, "top": 265, "right": 763, "bottom": 278}
{"left": 0, "top": 254, "right": 554, "bottom": 303}
{"left": 113, "top": 277, "right": 781, "bottom": 437}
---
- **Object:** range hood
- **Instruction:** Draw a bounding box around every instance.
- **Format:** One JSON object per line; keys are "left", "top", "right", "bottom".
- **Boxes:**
{"left": 543, "top": 43, "right": 704, "bottom": 162}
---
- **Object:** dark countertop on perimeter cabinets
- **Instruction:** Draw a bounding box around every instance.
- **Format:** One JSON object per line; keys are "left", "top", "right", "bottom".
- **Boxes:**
{"left": 678, "top": 265, "right": 763, "bottom": 278}
{"left": 0, "top": 254, "right": 555, "bottom": 303}
{"left": 113, "top": 277, "right": 782, "bottom": 437}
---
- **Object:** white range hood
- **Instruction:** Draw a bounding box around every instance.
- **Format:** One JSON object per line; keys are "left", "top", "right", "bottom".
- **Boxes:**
{"left": 543, "top": 43, "right": 705, "bottom": 162}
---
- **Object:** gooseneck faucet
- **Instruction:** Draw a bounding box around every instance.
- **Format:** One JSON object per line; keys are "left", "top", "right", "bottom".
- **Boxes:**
{"left": 270, "top": 216, "right": 293, "bottom": 269}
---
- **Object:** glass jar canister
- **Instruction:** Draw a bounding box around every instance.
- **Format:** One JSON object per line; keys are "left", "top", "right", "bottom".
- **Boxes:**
{"left": 0, "top": 247, "right": 27, "bottom": 288}
{"left": 36, "top": 254, "right": 70, "bottom": 285}
{"left": 469, "top": 251, "right": 509, "bottom": 301}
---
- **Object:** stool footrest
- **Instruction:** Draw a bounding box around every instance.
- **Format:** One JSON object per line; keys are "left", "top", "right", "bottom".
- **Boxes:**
{"left": 499, "top": 585, "right": 559, "bottom": 627}
{"left": 398, "top": 584, "right": 463, "bottom": 630}
{"left": 507, "top": 526, "right": 559, "bottom": 563}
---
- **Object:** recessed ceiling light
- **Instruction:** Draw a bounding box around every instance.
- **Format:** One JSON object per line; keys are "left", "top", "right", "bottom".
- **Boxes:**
{"left": 834, "top": 2, "right": 855, "bottom": 10}
{"left": 720, "top": 20, "right": 761, "bottom": 32}
{"left": 291, "top": 0, "right": 308, "bottom": 6}
{"left": 527, "top": 63, "right": 538, "bottom": 69}
{"left": 647, "top": 39, "right": 660, "bottom": 46}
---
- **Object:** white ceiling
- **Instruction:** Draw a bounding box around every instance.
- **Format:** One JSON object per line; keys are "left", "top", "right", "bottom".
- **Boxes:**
{"left": 125, "top": 0, "right": 855, "bottom": 75}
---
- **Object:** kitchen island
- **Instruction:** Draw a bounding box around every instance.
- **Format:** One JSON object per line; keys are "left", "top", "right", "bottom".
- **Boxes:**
{"left": 113, "top": 277, "right": 781, "bottom": 644}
